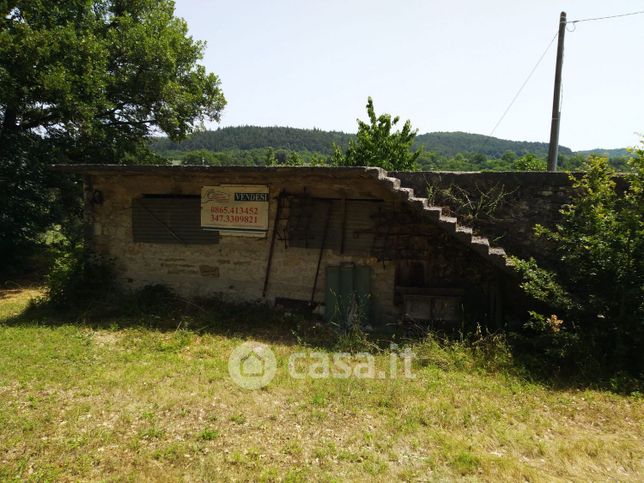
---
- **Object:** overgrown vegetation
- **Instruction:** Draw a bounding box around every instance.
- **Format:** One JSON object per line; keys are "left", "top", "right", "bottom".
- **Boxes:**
{"left": 0, "top": 0, "right": 225, "bottom": 272}
{"left": 150, "top": 125, "right": 632, "bottom": 171}
{"left": 426, "top": 181, "right": 516, "bottom": 224}
{"left": 332, "top": 97, "right": 422, "bottom": 170}
{"left": 45, "top": 244, "right": 116, "bottom": 309}
{"left": 0, "top": 285, "right": 642, "bottom": 481}
{"left": 512, "top": 147, "right": 644, "bottom": 378}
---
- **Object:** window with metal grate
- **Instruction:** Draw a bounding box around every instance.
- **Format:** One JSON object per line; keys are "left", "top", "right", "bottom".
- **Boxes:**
{"left": 132, "top": 195, "right": 219, "bottom": 244}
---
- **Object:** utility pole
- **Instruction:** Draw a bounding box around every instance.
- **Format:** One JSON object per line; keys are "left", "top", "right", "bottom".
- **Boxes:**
{"left": 547, "top": 11, "right": 567, "bottom": 172}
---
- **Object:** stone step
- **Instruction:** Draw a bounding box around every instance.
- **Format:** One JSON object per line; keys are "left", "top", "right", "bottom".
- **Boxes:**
{"left": 365, "top": 167, "right": 385, "bottom": 178}
{"left": 375, "top": 170, "right": 512, "bottom": 273}
{"left": 407, "top": 196, "right": 428, "bottom": 210}
{"left": 439, "top": 215, "right": 457, "bottom": 224}
{"left": 381, "top": 176, "right": 401, "bottom": 190}
{"left": 424, "top": 206, "right": 443, "bottom": 219}
{"left": 487, "top": 249, "right": 511, "bottom": 269}
{"left": 470, "top": 236, "right": 491, "bottom": 256}
{"left": 488, "top": 247, "right": 506, "bottom": 257}
{"left": 395, "top": 187, "right": 415, "bottom": 200}
{"left": 454, "top": 225, "right": 473, "bottom": 243}
{"left": 471, "top": 236, "right": 489, "bottom": 246}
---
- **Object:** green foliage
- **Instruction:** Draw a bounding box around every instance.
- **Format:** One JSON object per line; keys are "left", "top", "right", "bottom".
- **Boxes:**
{"left": 513, "top": 153, "right": 547, "bottom": 171}
{"left": 0, "top": 133, "right": 50, "bottom": 266}
{"left": 266, "top": 150, "right": 328, "bottom": 167}
{"left": 426, "top": 182, "right": 516, "bottom": 223}
{"left": 414, "top": 330, "right": 515, "bottom": 374}
{"left": 501, "top": 150, "right": 517, "bottom": 163}
{"left": 1, "top": 0, "right": 225, "bottom": 266}
{"left": 332, "top": 323, "right": 380, "bottom": 354}
{"left": 510, "top": 258, "right": 573, "bottom": 310}
{"left": 512, "top": 149, "right": 644, "bottom": 375}
{"left": 180, "top": 149, "right": 222, "bottom": 166}
{"left": 508, "top": 311, "right": 584, "bottom": 377}
{"left": 0, "top": 0, "right": 226, "bottom": 161}
{"left": 166, "top": 146, "right": 331, "bottom": 167}
{"left": 151, "top": 125, "right": 351, "bottom": 155}
{"left": 265, "top": 147, "right": 278, "bottom": 166}
{"left": 46, "top": 244, "right": 115, "bottom": 308}
{"left": 150, "top": 126, "right": 631, "bottom": 172}
{"left": 270, "top": 151, "right": 304, "bottom": 166}
{"left": 413, "top": 131, "right": 573, "bottom": 158}
{"left": 151, "top": 126, "right": 577, "bottom": 161}
{"left": 332, "top": 97, "right": 421, "bottom": 170}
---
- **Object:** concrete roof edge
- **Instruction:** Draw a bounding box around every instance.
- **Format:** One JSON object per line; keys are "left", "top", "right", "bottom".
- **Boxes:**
{"left": 49, "top": 164, "right": 379, "bottom": 176}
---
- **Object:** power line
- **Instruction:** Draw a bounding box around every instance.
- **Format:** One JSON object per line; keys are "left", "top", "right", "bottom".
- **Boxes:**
{"left": 568, "top": 10, "right": 644, "bottom": 24}
{"left": 488, "top": 31, "right": 558, "bottom": 139}
{"left": 479, "top": 9, "right": 643, "bottom": 155}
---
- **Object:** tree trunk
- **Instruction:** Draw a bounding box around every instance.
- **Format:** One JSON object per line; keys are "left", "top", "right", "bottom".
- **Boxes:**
{"left": 1, "top": 105, "right": 18, "bottom": 137}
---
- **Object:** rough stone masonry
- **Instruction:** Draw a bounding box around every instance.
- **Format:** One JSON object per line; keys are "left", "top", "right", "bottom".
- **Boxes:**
{"left": 52, "top": 165, "right": 581, "bottom": 327}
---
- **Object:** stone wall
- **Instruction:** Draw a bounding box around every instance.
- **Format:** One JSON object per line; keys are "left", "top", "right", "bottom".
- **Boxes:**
{"left": 86, "top": 168, "right": 399, "bottom": 320}
{"left": 390, "top": 171, "right": 578, "bottom": 261}
{"left": 76, "top": 166, "right": 516, "bottom": 324}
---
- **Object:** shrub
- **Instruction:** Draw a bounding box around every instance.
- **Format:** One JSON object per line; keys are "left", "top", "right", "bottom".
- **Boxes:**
{"left": 332, "top": 97, "right": 421, "bottom": 171}
{"left": 46, "top": 244, "right": 115, "bottom": 308}
{"left": 512, "top": 147, "right": 644, "bottom": 377}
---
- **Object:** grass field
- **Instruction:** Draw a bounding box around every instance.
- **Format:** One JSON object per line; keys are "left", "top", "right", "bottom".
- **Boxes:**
{"left": 0, "top": 286, "right": 642, "bottom": 481}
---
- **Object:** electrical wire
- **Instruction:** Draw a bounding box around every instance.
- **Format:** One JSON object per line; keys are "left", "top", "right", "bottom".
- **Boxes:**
{"left": 477, "top": 9, "right": 642, "bottom": 155}
{"left": 568, "top": 10, "right": 644, "bottom": 24}
{"left": 487, "top": 31, "right": 558, "bottom": 139}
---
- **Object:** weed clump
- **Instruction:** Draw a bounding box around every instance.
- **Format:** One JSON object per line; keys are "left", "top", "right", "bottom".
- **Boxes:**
{"left": 46, "top": 244, "right": 115, "bottom": 309}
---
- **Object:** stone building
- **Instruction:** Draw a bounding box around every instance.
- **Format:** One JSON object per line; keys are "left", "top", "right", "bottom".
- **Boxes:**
{"left": 53, "top": 165, "right": 576, "bottom": 329}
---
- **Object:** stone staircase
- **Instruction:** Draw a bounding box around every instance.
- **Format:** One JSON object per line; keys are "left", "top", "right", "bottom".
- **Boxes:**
{"left": 365, "top": 168, "right": 513, "bottom": 272}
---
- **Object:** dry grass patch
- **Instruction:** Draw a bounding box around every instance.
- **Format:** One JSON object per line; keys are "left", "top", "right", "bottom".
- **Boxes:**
{"left": 0, "top": 288, "right": 642, "bottom": 481}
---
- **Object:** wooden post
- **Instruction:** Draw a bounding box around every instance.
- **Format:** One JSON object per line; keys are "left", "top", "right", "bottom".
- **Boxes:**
{"left": 547, "top": 11, "right": 567, "bottom": 172}
{"left": 310, "top": 201, "right": 333, "bottom": 305}
{"left": 262, "top": 191, "right": 283, "bottom": 298}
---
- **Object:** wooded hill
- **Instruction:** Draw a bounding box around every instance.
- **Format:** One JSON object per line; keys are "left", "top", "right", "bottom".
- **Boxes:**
{"left": 151, "top": 126, "right": 351, "bottom": 156}
{"left": 149, "top": 126, "right": 631, "bottom": 172}
{"left": 150, "top": 126, "right": 576, "bottom": 158}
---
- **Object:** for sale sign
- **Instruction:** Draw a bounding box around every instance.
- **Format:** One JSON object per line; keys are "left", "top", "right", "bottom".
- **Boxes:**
{"left": 201, "top": 185, "right": 270, "bottom": 236}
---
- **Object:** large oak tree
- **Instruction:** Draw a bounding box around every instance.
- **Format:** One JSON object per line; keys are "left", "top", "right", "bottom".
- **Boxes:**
{"left": 0, "top": 0, "right": 226, "bottom": 265}
{"left": 0, "top": 0, "right": 226, "bottom": 162}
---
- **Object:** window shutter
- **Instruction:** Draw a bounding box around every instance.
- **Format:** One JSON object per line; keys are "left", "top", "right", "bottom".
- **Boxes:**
{"left": 132, "top": 196, "right": 219, "bottom": 245}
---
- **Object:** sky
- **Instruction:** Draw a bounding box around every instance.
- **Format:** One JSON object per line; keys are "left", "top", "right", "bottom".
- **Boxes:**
{"left": 174, "top": 0, "right": 644, "bottom": 151}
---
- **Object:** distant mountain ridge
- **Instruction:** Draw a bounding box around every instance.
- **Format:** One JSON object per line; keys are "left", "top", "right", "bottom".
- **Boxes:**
{"left": 413, "top": 131, "right": 572, "bottom": 157}
{"left": 150, "top": 125, "right": 624, "bottom": 158}
{"left": 576, "top": 147, "right": 630, "bottom": 158}
{"left": 151, "top": 126, "right": 351, "bottom": 155}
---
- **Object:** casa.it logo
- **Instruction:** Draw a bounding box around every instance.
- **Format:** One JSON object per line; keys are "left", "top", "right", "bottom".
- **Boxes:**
{"left": 205, "top": 189, "right": 230, "bottom": 203}
{"left": 228, "top": 342, "right": 416, "bottom": 390}
{"left": 228, "top": 342, "right": 277, "bottom": 390}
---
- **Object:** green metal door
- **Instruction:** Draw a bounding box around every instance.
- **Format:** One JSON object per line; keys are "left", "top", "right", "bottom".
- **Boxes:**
{"left": 324, "top": 264, "right": 371, "bottom": 327}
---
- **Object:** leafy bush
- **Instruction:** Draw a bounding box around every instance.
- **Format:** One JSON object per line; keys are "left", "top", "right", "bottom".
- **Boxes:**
{"left": 0, "top": 134, "right": 51, "bottom": 269}
{"left": 512, "top": 147, "right": 644, "bottom": 377}
{"left": 46, "top": 245, "right": 115, "bottom": 308}
{"left": 333, "top": 97, "right": 421, "bottom": 170}
{"left": 512, "top": 153, "right": 547, "bottom": 171}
